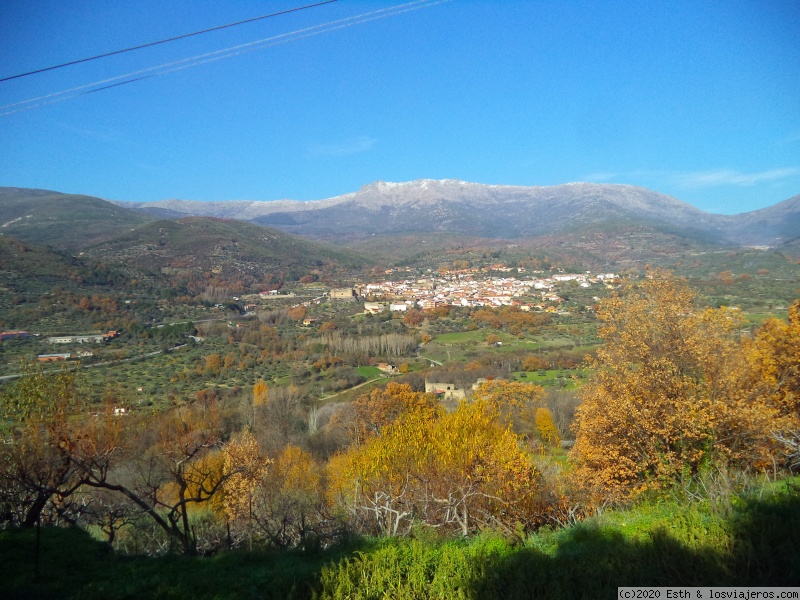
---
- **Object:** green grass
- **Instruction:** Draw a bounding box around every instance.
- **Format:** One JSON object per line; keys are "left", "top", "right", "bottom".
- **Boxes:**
{"left": 356, "top": 366, "right": 382, "bottom": 378}
{"left": 513, "top": 369, "right": 586, "bottom": 389}
{"left": 432, "top": 330, "right": 490, "bottom": 344}
{"left": 0, "top": 527, "right": 369, "bottom": 600}
{"left": 3, "top": 479, "right": 798, "bottom": 599}
{"left": 742, "top": 311, "right": 788, "bottom": 326}
{"left": 317, "top": 480, "right": 800, "bottom": 598}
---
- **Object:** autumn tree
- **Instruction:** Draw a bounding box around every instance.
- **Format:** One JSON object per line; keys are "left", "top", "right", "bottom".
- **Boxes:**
{"left": 471, "top": 379, "right": 546, "bottom": 436}
{"left": 287, "top": 305, "right": 307, "bottom": 321}
{"left": 745, "top": 300, "right": 800, "bottom": 467}
{"left": 85, "top": 399, "right": 248, "bottom": 554}
{"left": 318, "top": 321, "right": 337, "bottom": 334}
{"left": 221, "top": 429, "right": 271, "bottom": 549}
{"left": 204, "top": 353, "right": 222, "bottom": 375}
{"left": 535, "top": 408, "right": 561, "bottom": 449}
{"left": 571, "top": 272, "right": 776, "bottom": 500}
{"left": 0, "top": 381, "right": 254, "bottom": 553}
{"left": 253, "top": 444, "right": 327, "bottom": 548}
{"left": 327, "top": 399, "right": 540, "bottom": 537}
{"left": 0, "top": 363, "right": 121, "bottom": 527}
{"left": 523, "top": 355, "right": 548, "bottom": 371}
{"left": 250, "top": 379, "right": 268, "bottom": 426}
{"left": 329, "top": 382, "right": 438, "bottom": 447}
{"left": 403, "top": 309, "right": 424, "bottom": 327}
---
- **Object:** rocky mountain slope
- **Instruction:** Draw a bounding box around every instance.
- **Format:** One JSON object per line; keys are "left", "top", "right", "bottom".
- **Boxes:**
{"left": 711, "top": 193, "right": 800, "bottom": 247}
{"left": 118, "top": 180, "right": 800, "bottom": 247}
{"left": 4, "top": 182, "right": 799, "bottom": 251}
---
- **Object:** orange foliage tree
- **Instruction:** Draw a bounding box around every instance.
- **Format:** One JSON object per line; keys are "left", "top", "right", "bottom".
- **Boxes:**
{"left": 571, "top": 272, "right": 776, "bottom": 500}
{"left": 287, "top": 305, "right": 307, "bottom": 321}
{"left": 402, "top": 309, "right": 424, "bottom": 327}
{"left": 745, "top": 300, "right": 800, "bottom": 467}
{"left": 523, "top": 355, "right": 549, "bottom": 371}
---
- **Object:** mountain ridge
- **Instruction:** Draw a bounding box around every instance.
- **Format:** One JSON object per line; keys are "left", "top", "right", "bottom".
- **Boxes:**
{"left": 4, "top": 181, "right": 799, "bottom": 248}
{"left": 120, "top": 180, "right": 793, "bottom": 245}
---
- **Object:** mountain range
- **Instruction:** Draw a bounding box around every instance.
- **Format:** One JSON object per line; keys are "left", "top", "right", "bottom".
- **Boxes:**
{"left": 2, "top": 181, "right": 799, "bottom": 268}
{"left": 117, "top": 180, "right": 800, "bottom": 247}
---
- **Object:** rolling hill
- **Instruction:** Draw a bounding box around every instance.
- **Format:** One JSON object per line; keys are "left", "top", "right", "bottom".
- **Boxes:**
{"left": 0, "top": 187, "right": 153, "bottom": 249}
{"left": 83, "top": 216, "right": 370, "bottom": 285}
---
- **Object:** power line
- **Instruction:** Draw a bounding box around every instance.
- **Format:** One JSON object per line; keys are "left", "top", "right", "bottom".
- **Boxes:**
{"left": 0, "top": 0, "right": 338, "bottom": 83}
{"left": 0, "top": 0, "right": 449, "bottom": 117}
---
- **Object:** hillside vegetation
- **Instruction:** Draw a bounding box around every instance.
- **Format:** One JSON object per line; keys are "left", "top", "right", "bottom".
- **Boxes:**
{"left": 2, "top": 479, "right": 797, "bottom": 599}
{"left": 0, "top": 188, "right": 152, "bottom": 249}
{"left": 86, "top": 217, "right": 369, "bottom": 286}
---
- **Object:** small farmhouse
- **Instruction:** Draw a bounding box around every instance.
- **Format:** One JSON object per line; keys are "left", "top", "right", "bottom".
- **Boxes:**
{"left": 363, "top": 302, "right": 385, "bottom": 315}
{"left": 424, "top": 380, "right": 466, "bottom": 401}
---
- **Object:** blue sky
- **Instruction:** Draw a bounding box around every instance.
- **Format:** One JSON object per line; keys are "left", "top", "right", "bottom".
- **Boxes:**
{"left": 1, "top": 0, "right": 798, "bottom": 214}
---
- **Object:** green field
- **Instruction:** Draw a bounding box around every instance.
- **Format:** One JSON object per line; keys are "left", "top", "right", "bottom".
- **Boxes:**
{"left": 422, "top": 326, "right": 598, "bottom": 366}
{"left": 356, "top": 365, "right": 382, "bottom": 378}
{"left": 513, "top": 369, "right": 587, "bottom": 390}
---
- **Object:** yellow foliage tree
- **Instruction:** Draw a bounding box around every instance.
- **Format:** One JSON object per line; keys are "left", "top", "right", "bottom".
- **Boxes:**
{"left": 253, "top": 379, "right": 268, "bottom": 407}
{"left": 746, "top": 300, "right": 800, "bottom": 419}
{"left": 327, "top": 399, "right": 539, "bottom": 537}
{"left": 252, "top": 444, "right": 327, "bottom": 549}
{"left": 204, "top": 353, "right": 222, "bottom": 375}
{"left": 330, "top": 382, "right": 439, "bottom": 446}
{"left": 472, "top": 379, "right": 545, "bottom": 411}
{"left": 471, "top": 379, "right": 546, "bottom": 433}
{"left": 222, "top": 430, "right": 271, "bottom": 522}
{"left": 535, "top": 407, "right": 561, "bottom": 449}
{"left": 571, "top": 272, "right": 776, "bottom": 500}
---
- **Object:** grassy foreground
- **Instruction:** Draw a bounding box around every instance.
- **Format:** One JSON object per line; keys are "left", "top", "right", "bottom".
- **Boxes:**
{"left": 2, "top": 480, "right": 798, "bottom": 599}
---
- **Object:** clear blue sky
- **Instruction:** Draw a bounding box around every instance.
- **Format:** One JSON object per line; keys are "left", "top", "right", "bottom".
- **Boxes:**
{"left": 1, "top": 0, "right": 798, "bottom": 214}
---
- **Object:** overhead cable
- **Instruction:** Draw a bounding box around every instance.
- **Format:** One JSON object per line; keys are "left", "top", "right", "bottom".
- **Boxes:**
{"left": 0, "top": 0, "right": 338, "bottom": 83}
{"left": 0, "top": 0, "right": 450, "bottom": 117}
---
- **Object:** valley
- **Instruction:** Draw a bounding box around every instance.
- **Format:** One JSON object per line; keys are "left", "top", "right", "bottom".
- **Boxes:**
{"left": 0, "top": 182, "right": 798, "bottom": 597}
{"left": 1, "top": 182, "right": 798, "bottom": 410}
